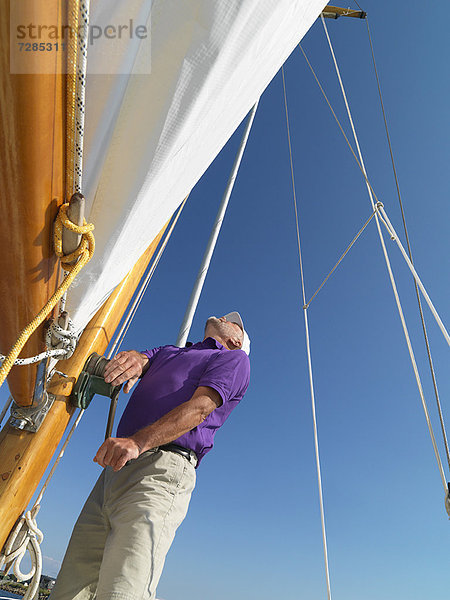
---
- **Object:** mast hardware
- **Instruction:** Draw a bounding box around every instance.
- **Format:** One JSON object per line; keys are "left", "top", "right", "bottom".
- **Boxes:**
{"left": 322, "top": 5, "right": 367, "bottom": 19}
{"left": 9, "top": 359, "right": 54, "bottom": 432}
{"left": 71, "top": 353, "right": 122, "bottom": 439}
{"left": 61, "top": 193, "right": 86, "bottom": 265}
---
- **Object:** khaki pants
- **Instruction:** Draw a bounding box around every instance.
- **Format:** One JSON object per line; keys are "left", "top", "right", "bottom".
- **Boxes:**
{"left": 51, "top": 449, "right": 196, "bottom": 600}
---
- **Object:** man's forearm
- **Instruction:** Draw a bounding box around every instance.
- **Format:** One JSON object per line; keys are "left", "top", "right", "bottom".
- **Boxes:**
{"left": 94, "top": 386, "right": 221, "bottom": 471}
{"left": 130, "top": 397, "right": 209, "bottom": 452}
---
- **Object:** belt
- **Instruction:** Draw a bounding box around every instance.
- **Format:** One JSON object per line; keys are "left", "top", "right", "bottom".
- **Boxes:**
{"left": 160, "top": 443, "right": 198, "bottom": 466}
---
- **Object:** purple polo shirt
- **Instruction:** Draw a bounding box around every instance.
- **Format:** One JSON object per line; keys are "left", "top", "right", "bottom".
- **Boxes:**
{"left": 116, "top": 337, "right": 250, "bottom": 466}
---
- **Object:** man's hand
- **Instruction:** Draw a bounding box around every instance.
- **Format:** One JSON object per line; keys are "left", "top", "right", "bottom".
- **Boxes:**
{"left": 103, "top": 350, "right": 149, "bottom": 393}
{"left": 94, "top": 437, "right": 142, "bottom": 471}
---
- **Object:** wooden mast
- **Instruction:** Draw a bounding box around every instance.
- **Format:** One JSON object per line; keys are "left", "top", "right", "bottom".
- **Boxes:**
{"left": 0, "top": 0, "right": 66, "bottom": 406}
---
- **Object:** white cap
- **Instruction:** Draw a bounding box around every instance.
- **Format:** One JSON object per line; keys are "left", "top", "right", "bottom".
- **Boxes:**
{"left": 224, "top": 311, "right": 250, "bottom": 355}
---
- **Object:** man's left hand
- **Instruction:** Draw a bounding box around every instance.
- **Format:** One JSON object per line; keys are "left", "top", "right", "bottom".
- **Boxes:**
{"left": 103, "top": 350, "right": 149, "bottom": 393}
{"left": 94, "top": 437, "right": 142, "bottom": 471}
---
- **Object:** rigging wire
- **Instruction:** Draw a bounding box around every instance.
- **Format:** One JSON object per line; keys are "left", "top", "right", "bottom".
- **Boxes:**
{"left": 318, "top": 14, "right": 448, "bottom": 489}
{"left": 297, "top": 46, "right": 379, "bottom": 205}
{"left": 0, "top": 396, "right": 13, "bottom": 428}
{"left": 176, "top": 101, "right": 259, "bottom": 348}
{"left": 375, "top": 208, "right": 450, "bottom": 346}
{"left": 304, "top": 207, "right": 379, "bottom": 309}
{"left": 363, "top": 15, "right": 450, "bottom": 473}
{"left": 281, "top": 65, "right": 333, "bottom": 600}
{"left": 297, "top": 43, "right": 449, "bottom": 349}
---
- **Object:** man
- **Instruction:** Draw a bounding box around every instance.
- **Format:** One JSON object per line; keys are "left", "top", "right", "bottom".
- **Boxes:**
{"left": 51, "top": 312, "right": 250, "bottom": 600}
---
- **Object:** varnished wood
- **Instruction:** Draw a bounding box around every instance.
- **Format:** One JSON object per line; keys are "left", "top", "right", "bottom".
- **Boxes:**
{"left": 323, "top": 5, "right": 366, "bottom": 19}
{"left": 0, "top": 1, "right": 66, "bottom": 406}
{"left": 0, "top": 224, "right": 168, "bottom": 550}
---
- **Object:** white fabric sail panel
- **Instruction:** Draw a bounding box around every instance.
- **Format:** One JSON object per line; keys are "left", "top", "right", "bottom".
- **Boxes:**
{"left": 67, "top": 0, "right": 327, "bottom": 332}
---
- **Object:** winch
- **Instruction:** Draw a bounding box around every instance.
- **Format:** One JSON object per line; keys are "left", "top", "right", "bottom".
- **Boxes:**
{"left": 71, "top": 352, "right": 122, "bottom": 439}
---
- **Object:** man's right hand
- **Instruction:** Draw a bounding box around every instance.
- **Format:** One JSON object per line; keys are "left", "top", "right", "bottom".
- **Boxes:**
{"left": 103, "top": 350, "right": 149, "bottom": 393}
{"left": 94, "top": 436, "right": 142, "bottom": 471}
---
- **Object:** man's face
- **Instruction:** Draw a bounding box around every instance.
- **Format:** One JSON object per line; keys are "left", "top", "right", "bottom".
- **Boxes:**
{"left": 205, "top": 316, "right": 244, "bottom": 347}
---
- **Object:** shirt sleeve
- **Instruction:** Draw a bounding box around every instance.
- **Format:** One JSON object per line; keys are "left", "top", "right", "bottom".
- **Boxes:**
{"left": 199, "top": 349, "right": 250, "bottom": 405}
{"left": 141, "top": 347, "right": 162, "bottom": 367}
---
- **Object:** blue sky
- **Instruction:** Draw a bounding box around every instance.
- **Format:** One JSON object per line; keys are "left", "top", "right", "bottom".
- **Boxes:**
{"left": 1, "top": 2, "right": 449, "bottom": 599}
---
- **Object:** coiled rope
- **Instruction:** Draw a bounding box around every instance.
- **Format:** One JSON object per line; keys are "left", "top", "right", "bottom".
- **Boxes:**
{"left": 0, "top": 202, "right": 94, "bottom": 388}
{"left": 0, "top": 506, "right": 43, "bottom": 600}
{"left": 0, "top": 317, "right": 78, "bottom": 368}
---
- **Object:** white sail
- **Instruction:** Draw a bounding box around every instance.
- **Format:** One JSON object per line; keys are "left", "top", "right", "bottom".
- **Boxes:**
{"left": 67, "top": 0, "right": 327, "bottom": 332}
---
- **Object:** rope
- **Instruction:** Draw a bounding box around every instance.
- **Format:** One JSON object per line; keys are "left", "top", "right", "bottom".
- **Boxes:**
{"left": 45, "top": 317, "right": 78, "bottom": 358}
{"left": 66, "top": 0, "right": 89, "bottom": 197}
{"left": 319, "top": 15, "right": 448, "bottom": 490}
{"left": 282, "top": 66, "right": 333, "bottom": 600}
{"left": 53, "top": 203, "right": 95, "bottom": 271}
{"left": 0, "top": 317, "right": 78, "bottom": 367}
{"left": 0, "top": 506, "right": 43, "bottom": 600}
{"left": 61, "top": 0, "right": 90, "bottom": 315}
{"left": 364, "top": 16, "right": 450, "bottom": 472}
{"left": 0, "top": 349, "right": 66, "bottom": 367}
{"left": 0, "top": 203, "right": 94, "bottom": 389}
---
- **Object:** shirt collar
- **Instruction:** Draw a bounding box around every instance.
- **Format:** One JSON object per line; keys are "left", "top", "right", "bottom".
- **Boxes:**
{"left": 193, "top": 337, "right": 224, "bottom": 350}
